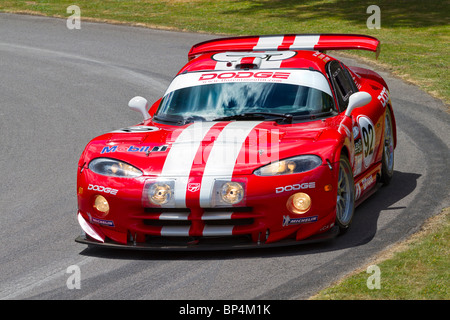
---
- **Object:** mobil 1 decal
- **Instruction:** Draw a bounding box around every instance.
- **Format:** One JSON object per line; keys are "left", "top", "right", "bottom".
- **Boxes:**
{"left": 357, "top": 115, "right": 375, "bottom": 168}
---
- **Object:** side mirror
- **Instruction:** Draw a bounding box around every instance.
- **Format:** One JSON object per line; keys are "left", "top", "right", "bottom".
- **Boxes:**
{"left": 128, "top": 96, "right": 150, "bottom": 120}
{"left": 345, "top": 92, "right": 372, "bottom": 117}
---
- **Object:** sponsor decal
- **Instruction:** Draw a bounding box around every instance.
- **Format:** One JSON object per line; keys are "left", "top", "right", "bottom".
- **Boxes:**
{"left": 355, "top": 173, "right": 376, "bottom": 201}
{"left": 354, "top": 139, "right": 363, "bottom": 155}
{"left": 187, "top": 183, "right": 201, "bottom": 192}
{"left": 377, "top": 87, "right": 389, "bottom": 108}
{"left": 312, "top": 51, "right": 331, "bottom": 63}
{"left": 354, "top": 153, "right": 363, "bottom": 176}
{"left": 128, "top": 145, "right": 168, "bottom": 153}
{"left": 320, "top": 222, "right": 335, "bottom": 232}
{"left": 150, "top": 145, "right": 168, "bottom": 152}
{"left": 101, "top": 145, "right": 118, "bottom": 154}
{"left": 355, "top": 183, "right": 362, "bottom": 201}
{"left": 353, "top": 139, "right": 363, "bottom": 175}
{"left": 164, "top": 69, "right": 333, "bottom": 97}
{"left": 91, "top": 217, "right": 115, "bottom": 227}
{"left": 128, "top": 145, "right": 151, "bottom": 152}
{"left": 198, "top": 71, "right": 291, "bottom": 81}
{"left": 88, "top": 184, "right": 118, "bottom": 195}
{"left": 361, "top": 175, "right": 374, "bottom": 190}
{"left": 283, "top": 215, "right": 318, "bottom": 227}
{"left": 101, "top": 145, "right": 168, "bottom": 154}
{"left": 276, "top": 182, "right": 315, "bottom": 194}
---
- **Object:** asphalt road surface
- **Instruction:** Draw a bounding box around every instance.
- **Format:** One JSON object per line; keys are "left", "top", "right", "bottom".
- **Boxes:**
{"left": 0, "top": 13, "right": 449, "bottom": 300}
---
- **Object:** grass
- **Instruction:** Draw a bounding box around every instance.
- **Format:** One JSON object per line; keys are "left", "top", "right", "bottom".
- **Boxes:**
{"left": 0, "top": 0, "right": 448, "bottom": 105}
{"left": 311, "top": 208, "right": 449, "bottom": 300}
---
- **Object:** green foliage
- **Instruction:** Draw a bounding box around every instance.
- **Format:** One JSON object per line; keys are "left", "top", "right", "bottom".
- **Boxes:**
{"left": 313, "top": 210, "right": 449, "bottom": 300}
{"left": 1, "top": 1, "right": 447, "bottom": 104}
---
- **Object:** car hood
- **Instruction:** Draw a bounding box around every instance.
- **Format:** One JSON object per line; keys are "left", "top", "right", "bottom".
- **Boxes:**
{"left": 82, "top": 120, "right": 343, "bottom": 176}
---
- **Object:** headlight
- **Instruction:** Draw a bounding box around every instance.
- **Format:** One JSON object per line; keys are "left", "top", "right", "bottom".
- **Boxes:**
{"left": 148, "top": 182, "right": 173, "bottom": 205}
{"left": 89, "top": 158, "right": 142, "bottom": 178}
{"left": 143, "top": 180, "right": 175, "bottom": 207}
{"left": 254, "top": 155, "right": 322, "bottom": 176}
{"left": 219, "top": 182, "right": 244, "bottom": 205}
{"left": 212, "top": 179, "right": 246, "bottom": 207}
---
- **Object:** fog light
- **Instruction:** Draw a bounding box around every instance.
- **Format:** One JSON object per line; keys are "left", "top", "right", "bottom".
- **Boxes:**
{"left": 93, "top": 195, "right": 109, "bottom": 216}
{"left": 220, "top": 182, "right": 244, "bottom": 205}
{"left": 287, "top": 192, "right": 311, "bottom": 214}
{"left": 148, "top": 182, "right": 173, "bottom": 205}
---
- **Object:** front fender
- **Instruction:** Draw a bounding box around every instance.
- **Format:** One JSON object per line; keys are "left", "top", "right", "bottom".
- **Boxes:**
{"left": 318, "top": 124, "right": 352, "bottom": 166}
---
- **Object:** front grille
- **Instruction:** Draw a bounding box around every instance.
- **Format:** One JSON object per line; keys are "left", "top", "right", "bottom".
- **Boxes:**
{"left": 143, "top": 219, "right": 192, "bottom": 227}
{"left": 203, "top": 218, "right": 254, "bottom": 226}
{"left": 144, "top": 208, "right": 191, "bottom": 213}
{"left": 135, "top": 207, "right": 257, "bottom": 237}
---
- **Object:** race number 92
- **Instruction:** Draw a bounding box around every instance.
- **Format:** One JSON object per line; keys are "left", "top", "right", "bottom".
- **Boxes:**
{"left": 358, "top": 116, "right": 375, "bottom": 168}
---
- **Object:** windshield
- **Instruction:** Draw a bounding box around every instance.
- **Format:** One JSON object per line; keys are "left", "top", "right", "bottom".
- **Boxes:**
{"left": 155, "top": 69, "right": 335, "bottom": 123}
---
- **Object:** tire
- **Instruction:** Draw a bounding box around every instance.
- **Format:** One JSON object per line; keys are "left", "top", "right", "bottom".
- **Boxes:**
{"left": 335, "top": 154, "right": 355, "bottom": 234}
{"left": 380, "top": 108, "right": 395, "bottom": 185}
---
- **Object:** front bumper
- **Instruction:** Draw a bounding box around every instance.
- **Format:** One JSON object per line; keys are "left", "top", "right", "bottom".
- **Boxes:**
{"left": 76, "top": 161, "right": 339, "bottom": 250}
{"left": 75, "top": 225, "right": 339, "bottom": 251}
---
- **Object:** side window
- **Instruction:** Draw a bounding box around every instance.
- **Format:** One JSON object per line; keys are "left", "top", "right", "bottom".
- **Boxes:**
{"left": 327, "top": 61, "right": 357, "bottom": 112}
{"left": 341, "top": 63, "right": 359, "bottom": 93}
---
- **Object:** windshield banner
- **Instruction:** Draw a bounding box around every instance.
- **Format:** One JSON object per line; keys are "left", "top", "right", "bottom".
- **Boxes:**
{"left": 164, "top": 69, "right": 332, "bottom": 97}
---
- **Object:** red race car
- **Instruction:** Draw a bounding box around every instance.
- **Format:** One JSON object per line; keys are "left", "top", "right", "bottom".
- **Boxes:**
{"left": 76, "top": 34, "right": 396, "bottom": 250}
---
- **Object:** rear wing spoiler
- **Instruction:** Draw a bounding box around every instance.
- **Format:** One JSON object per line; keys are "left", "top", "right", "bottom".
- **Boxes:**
{"left": 188, "top": 34, "right": 380, "bottom": 60}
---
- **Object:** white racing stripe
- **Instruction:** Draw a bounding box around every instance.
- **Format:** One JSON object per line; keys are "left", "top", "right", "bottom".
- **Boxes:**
{"left": 160, "top": 121, "right": 216, "bottom": 207}
{"left": 202, "top": 225, "right": 234, "bottom": 236}
{"left": 159, "top": 212, "right": 190, "bottom": 220}
{"left": 290, "top": 35, "right": 320, "bottom": 50}
{"left": 199, "top": 121, "right": 262, "bottom": 207}
{"left": 202, "top": 212, "right": 233, "bottom": 220}
{"left": 253, "top": 35, "right": 284, "bottom": 51}
{"left": 161, "top": 226, "right": 190, "bottom": 237}
{"left": 158, "top": 121, "right": 262, "bottom": 208}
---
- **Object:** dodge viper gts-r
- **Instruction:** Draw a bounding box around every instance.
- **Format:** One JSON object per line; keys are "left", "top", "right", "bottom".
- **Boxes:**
{"left": 75, "top": 34, "right": 396, "bottom": 250}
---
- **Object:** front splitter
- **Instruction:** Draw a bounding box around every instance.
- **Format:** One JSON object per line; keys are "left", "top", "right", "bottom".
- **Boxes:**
{"left": 75, "top": 226, "right": 339, "bottom": 251}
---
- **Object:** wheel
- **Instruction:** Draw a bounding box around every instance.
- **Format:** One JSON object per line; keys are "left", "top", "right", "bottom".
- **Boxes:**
{"left": 335, "top": 154, "right": 355, "bottom": 233}
{"left": 380, "top": 108, "right": 394, "bottom": 185}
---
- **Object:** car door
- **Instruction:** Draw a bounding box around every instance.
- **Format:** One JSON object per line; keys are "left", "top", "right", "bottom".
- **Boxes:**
{"left": 327, "top": 60, "right": 381, "bottom": 175}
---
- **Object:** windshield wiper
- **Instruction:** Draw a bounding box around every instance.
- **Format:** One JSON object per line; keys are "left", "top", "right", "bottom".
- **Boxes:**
{"left": 307, "top": 110, "right": 335, "bottom": 119}
{"left": 153, "top": 114, "right": 186, "bottom": 125}
{"left": 155, "top": 110, "right": 335, "bottom": 126}
{"left": 154, "top": 114, "right": 208, "bottom": 125}
{"left": 213, "top": 112, "right": 294, "bottom": 123}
